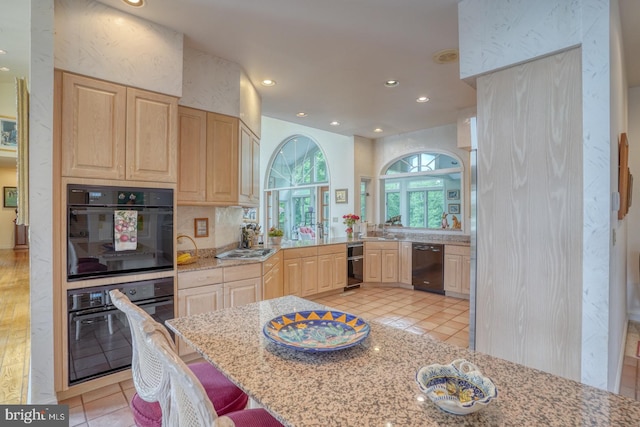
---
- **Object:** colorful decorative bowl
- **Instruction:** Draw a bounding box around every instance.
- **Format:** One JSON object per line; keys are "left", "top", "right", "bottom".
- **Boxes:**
{"left": 263, "top": 310, "right": 370, "bottom": 352}
{"left": 416, "top": 359, "right": 498, "bottom": 415}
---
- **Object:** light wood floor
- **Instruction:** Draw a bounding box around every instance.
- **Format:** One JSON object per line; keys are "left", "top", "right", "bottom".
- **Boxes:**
{"left": 0, "top": 248, "right": 30, "bottom": 404}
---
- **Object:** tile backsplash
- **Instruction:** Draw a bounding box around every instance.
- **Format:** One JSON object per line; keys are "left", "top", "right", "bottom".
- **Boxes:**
{"left": 177, "top": 206, "right": 244, "bottom": 251}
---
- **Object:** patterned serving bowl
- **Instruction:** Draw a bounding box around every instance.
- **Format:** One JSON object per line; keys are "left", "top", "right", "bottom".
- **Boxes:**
{"left": 416, "top": 359, "right": 498, "bottom": 415}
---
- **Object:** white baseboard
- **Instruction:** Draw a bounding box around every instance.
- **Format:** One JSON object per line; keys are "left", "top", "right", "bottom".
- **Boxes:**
{"left": 629, "top": 311, "right": 640, "bottom": 322}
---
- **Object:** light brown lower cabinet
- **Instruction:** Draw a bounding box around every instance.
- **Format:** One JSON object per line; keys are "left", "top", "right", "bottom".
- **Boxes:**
{"left": 364, "top": 241, "right": 399, "bottom": 283}
{"left": 283, "top": 247, "right": 318, "bottom": 296}
{"left": 399, "top": 241, "right": 412, "bottom": 285}
{"left": 443, "top": 245, "right": 471, "bottom": 297}
{"left": 317, "top": 244, "right": 347, "bottom": 293}
{"left": 262, "top": 251, "right": 283, "bottom": 300}
{"left": 177, "top": 264, "right": 261, "bottom": 356}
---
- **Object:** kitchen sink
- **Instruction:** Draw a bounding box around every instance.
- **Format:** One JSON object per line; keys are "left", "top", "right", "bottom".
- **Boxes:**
{"left": 216, "top": 248, "right": 275, "bottom": 260}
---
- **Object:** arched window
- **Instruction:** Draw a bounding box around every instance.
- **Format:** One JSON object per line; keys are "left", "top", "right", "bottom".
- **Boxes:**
{"left": 265, "top": 136, "right": 329, "bottom": 239}
{"left": 380, "top": 151, "right": 462, "bottom": 229}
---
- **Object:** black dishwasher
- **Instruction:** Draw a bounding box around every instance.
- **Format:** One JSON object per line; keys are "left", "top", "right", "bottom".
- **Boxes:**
{"left": 412, "top": 243, "right": 444, "bottom": 294}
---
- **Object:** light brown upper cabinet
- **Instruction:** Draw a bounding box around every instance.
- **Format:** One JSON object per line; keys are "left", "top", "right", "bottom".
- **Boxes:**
{"left": 177, "top": 106, "right": 207, "bottom": 201}
{"left": 177, "top": 107, "right": 260, "bottom": 207}
{"left": 60, "top": 72, "right": 177, "bottom": 182}
{"left": 239, "top": 121, "right": 260, "bottom": 206}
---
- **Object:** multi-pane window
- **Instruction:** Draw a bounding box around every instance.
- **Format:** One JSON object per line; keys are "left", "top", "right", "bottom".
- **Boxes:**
{"left": 266, "top": 136, "right": 329, "bottom": 239}
{"left": 381, "top": 152, "right": 461, "bottom": 229}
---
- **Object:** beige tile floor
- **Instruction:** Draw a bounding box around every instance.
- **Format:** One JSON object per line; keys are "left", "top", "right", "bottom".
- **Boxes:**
{"left": 620, "top": 320, "right": 640, "bottom": 400}
{"left": 60, "top": 286, "right": 470, "bottom": 426}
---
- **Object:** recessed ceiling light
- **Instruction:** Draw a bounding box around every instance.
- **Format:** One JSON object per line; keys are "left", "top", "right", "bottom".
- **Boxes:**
{"left": 122, "top": 0, "right": 144, "bottom": 6}
{"left": 261, "top": 79, "right": 276, "bottom": 87}
{"left": 374, "top": 128, "right": 383, "bottom": 133}
{"left": 384, "top": 80, "right": 399, "bottom": 88}
{"left": 416, "top": 96, "right": 430, "bottom": 103}
{"left": 0, "top": 50, "right": 6, "bottom": 55}
{"left": 0, "top": 67, "right": 9, "bottom": 72}
{"left": 296, "top": 112, "right": 308, "bottom": 118}
{"left": 329, "top": 121, "right": 340, "bottom": 126}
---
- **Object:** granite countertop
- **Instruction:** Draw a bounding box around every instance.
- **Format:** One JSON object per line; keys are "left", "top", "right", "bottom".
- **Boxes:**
{"left": 166, "top": 296, "right": 640, "bottom": 426}
{"left": 178, "top": 234, "right": 469, "bottom": 273}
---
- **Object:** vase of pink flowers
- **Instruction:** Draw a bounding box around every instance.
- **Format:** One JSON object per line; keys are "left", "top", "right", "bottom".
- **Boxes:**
{"left": 343, "top": 213, "right": 360, "bottom": 239}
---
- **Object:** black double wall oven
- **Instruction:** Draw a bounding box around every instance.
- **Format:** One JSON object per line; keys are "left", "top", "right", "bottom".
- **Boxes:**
{"left": 66, "top": 184, "right": 175, "bottom": 386}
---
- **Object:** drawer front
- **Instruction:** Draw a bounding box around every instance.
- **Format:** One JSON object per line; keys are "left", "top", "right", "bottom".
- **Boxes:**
{"left": 445, "top": 245, "right": 470, "bottom": 256}
{"left": 178, "top": 268, "right": 224, "bottom": 290}
{"left": 263, "top": 251, "right": 282, "bottom": 272}
{"left": 317, "top": 243, "right": 346, "bottom": 256}
{"left": 223, "top": 263, "right": 262, "bottom": 282}
{"left": 283, "top": 247, "right": 318, "bottom": 259}
{"left": 365, "top": 241, "right": 399, "bottom": 250}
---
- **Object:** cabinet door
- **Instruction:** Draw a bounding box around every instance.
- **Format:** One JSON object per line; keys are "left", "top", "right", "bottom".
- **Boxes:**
{"left": 61, "top": 73, "right": 126, "bottom": 179}
{"left": 224, "top": 277, "right": 262, "bottom": 308}
{"left": 177, "top": 106, "right": 207, "bottom": 202}
{"left": 301, "top": 256, "right": 319, "bottom": 296}
{"left": 126, "top": 88, "right": 178, "bottom": 182}
{"left": 332, "top": 252, "right": 347, "bottom": 289}
{"left": 317, "top": 254, "right": 333, "bottom": 293}
{"left": 239, "top": 123, "right": 253, "bottom": 205}
{"left": 206, "top": 113, "right": 239, "bottom": 203}
{"left": 251, "top": 136, "right": 260, "bottom": 204}
{"left": 283, "top": 258, "right": 302, "bottom": 296}
{"left": 399, "top": 242, "right": 412, "bottom": 284}
{"left": 461, "top": 255, "right": 471, "bottom": 295}
{"left": 263, "top": 262, "right": 284, "bottom": 300}
{"left": 444, "top": 254, "right": 462, "bottom": 293}
{"left": 177, "top": 284, "right": 224, "bottom": 355}
{"left": 364, "top": 250, "right": 381, "bottom": 282}
{"left": 381, "top": 250, "right": 399, "bottom": 283}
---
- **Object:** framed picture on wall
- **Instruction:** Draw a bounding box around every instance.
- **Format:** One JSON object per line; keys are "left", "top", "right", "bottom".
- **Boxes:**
{"left": 3, "top": 186, "right": 17, "bottom": 208}
{"left": 619, "top": 133, "right": 630, "bottom": 219}
{"left": 335, "top": 189, "right": 348, "bottom": 204}
{"left": 448, "top": 204, "right": 460, "bottom": 214}
{"left": 447, "top": 190, "right": 459, "bottom": 200}
{"left": 0, "top": 116, "right": 17, "bottom": 150}
{"left": 194, "top": 218, "right": 209, "bottom": 238}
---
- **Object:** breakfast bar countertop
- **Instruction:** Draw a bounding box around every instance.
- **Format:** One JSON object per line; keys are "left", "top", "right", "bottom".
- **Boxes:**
{"left": 166, "top": 296, "right": 640, "bottom": 427}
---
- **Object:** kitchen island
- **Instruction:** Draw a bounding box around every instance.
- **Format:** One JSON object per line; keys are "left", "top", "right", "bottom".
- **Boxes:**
{"left": 167, "top": 295, "right": 640, "bottom": 426}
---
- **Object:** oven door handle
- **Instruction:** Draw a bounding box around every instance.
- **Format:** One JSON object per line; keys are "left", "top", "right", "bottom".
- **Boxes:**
{"left": 71, "top": 296, "right": 173, "bottom": 318}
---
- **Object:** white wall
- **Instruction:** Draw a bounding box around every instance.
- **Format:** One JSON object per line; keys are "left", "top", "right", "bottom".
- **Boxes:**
{"left": 54, "top": 0, "right": 183, "bottom": 96}
{"left": 181, "top": 46, "right": 262, "bottom": 137}
{"left": 459, "top": 0, "right": 616, "bottom": 390}
{"left": 180, "top": 46, "right": 240, "bottom": 117}
{"left": 627, "top": 85, "right": 640, "bottom": 318}
{"left": 373, "top": 124, "right": 470, "bottom": 233}
{"left": 0, "top": 82, "right": 15, "bottom": 115}
{"left": 260, "top": 116, "right": 354, "bottom": 238}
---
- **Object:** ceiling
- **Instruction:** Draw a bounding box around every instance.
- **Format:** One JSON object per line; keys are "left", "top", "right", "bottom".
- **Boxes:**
{"left": 1, "top": 0, "right": 640, "bottom": 146}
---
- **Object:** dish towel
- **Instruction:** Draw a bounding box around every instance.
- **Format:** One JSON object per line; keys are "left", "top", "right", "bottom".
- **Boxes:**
{"left": 114, "top": 210, "right": 138, "bottom": 251}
